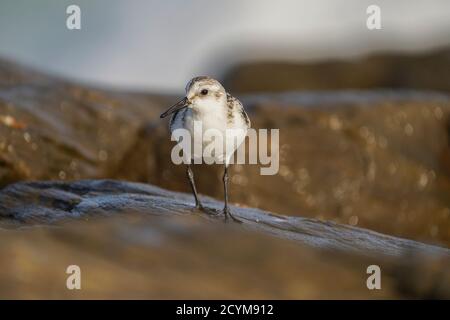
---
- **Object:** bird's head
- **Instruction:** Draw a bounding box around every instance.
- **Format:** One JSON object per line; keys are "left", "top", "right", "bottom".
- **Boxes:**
{"left": 160, "top": 76, "right": 226, "bottom": 118}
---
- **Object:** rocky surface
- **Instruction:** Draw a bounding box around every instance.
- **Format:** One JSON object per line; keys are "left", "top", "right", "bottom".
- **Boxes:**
{"left": 1, "top": 179, "right": 449, "bottom": 258}
{"left": 224, "top": 47, "right": 450, "bottom": 93}
{"left": 1, "top": 59, "right": 450, "bottom": 247}
{"left": 0, "top": 59, "right": 170, "bottom": 185}
{"left": 0, "top": 179, "right": 449, "bottom": 299}
{"left": 140, "top": 92, "right": 450, "bottom": 247}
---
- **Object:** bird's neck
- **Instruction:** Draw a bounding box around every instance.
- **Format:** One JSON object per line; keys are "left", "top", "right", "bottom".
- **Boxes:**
{"left": 192, "top": 101, "right": 227, "bottom": 119}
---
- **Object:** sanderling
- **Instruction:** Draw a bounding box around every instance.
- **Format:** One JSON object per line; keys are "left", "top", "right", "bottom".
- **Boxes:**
{"left": 160, "top": 76, "right": 250, "bottom": 222}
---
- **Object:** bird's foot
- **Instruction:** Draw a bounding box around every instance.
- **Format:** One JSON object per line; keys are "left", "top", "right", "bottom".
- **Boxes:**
{"left": 195, "top": 203, "right": 220, "bottom": 216}
{"left": 223, "top": 207, "right": 243, "bottom": 224}
{"left": 195, "top": 202, "right": 205, "bottom": 211}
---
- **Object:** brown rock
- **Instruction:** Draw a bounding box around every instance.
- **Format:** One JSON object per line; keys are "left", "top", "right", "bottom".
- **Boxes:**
{"left": 145, "top": 93, "right": 450, "bottom": 247}
{"left": 0, "top": 59, "right": 170, "bottom": 185}
{"left": 1, "top": 59, "right": 450, "bottom": 247}
{"left": 0, "top": 179, "right": 449, "bottom": 299}
{"left": 224, "top": 47, "right": 450, "bottom": 93}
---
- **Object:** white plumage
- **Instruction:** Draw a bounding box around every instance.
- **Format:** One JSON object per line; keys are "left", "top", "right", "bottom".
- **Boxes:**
{"left": 160, "top": 76, "right": 250, "bottom": 222}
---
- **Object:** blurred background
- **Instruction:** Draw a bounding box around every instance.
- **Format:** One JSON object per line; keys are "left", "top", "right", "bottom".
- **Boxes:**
{"left": 1, "top": 0, "right": 450, "bottom": 299}
{"left": 1, "top": 0, "right": 450, "bottom": 92}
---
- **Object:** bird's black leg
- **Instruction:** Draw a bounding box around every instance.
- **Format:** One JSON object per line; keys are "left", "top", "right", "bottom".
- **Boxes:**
{"left": 186, "top": 164, "right": 203, "bottom": 210}
{"left": 222, "top": 165, "right": 242, "bottom": 223}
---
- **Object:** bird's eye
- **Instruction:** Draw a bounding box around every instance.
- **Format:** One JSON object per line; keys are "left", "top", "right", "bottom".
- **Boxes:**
{"left": 200, "top": 89, "right": 208, "bottom": 95}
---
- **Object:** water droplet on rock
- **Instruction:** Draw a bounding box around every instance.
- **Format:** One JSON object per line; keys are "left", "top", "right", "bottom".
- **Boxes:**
{"left": 349, "top": 215, "right": 359, "bottom": 226}
{"left": 418, "top": 173, "right": 428, "bottom": 189}
{"left": 98, "top": 150, "right": 108, "bottom": 162}
{"left": 59, "top": 171, "right": 67, "bottom": 180}
{"left": 23, "top": 132, "right": 31, "bottom": 143}
{"left": 404, "top": 124, "right": 414, "bottom": 136}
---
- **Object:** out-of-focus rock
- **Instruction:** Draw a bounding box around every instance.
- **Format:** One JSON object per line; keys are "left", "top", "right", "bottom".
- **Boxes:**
{"left": 1, "top": 59, "right": 450, "bottom": 247}
{"left": 224, "top": 47, "right": 450, "bottom": 93}
{"left": 0, "top": 179, "right": 449, "bottom": 299}
{"left": 144, "top": 92, "right": 450, "bottom": 247}
{"left": 0, "top": 58, "right": 170, "bottom": 186}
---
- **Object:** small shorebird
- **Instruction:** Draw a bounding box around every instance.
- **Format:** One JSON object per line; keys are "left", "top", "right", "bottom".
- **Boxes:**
{"left": 160, "top": 76, "right": 250, "bottom": 222}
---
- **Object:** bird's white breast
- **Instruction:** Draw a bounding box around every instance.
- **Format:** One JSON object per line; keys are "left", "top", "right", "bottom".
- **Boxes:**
{"left": 170, "top": 104, "right": 248, "bottom": 165}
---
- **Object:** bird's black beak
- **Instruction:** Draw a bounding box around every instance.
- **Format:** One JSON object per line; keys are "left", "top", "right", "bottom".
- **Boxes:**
{"left": 160, "top": 97, "right": 189, "bottom": 118}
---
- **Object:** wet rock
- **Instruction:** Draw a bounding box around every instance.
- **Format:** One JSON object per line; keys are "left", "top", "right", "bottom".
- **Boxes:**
{"left": 144, "top": 92, "right": 450, "bottom": 247}
{"left": 2, "top": 59, "right": 450, "bottom": 247}
{"left": 0, "top": 179, "right": 449, "bottom": 257}
{"left": 0, "top": 59, "right": 170, "bottom": 185}
{"left": 0, "top": 179, "right": 449, "bottom": 299}
{"left": 224, "top": 47, "right": 450, "bottom": 93}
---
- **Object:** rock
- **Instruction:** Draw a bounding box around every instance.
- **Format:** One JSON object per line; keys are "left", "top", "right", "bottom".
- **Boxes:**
{"left": 145, "top": 92, "right": 450, "bottom": 247}
{"left": 0, "top": 179, "right": 449, "bottom": 299}
{"left": 0, "top": 179, "right": 447, "bottom": 257}
{"left": 1, "top": 59, "right": 450, "bottom": 247}
{"left": 224, "top": 47, "right": 450, "bottom": 93}
{"left": 0, "top": 58, "right": 170, "bottom": 186}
